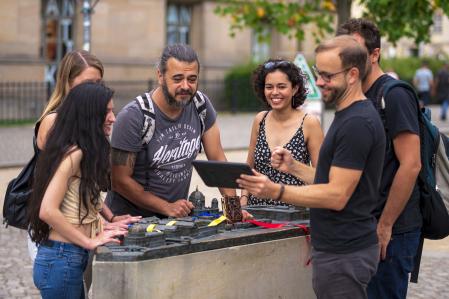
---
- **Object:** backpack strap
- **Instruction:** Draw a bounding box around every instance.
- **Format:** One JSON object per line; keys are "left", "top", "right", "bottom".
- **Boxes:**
{"left": 135, "top": 92, "right": 156, "bottom": 146}
{"left": 192, "top": 91, "right": 208, "bottom": 153}
{"left": 134, "top": 92, "right": 155, "bottom": 191}
{"left": 193, "top": 90, "right": 207, "bottom": 136}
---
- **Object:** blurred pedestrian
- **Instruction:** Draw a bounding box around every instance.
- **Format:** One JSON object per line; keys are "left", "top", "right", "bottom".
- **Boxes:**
{"left": 413, "top": 60, "right": 433, "bottom": 106}
{"left": 386, "top": 68, "right": 399, "bottom": 80}
{"left": 434, "top": 63, "right": 449, "bottom": 121}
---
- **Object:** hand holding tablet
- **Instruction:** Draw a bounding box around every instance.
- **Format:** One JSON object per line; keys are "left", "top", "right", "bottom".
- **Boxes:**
{"left": 192, "top": 160, "right": 253, "bottom": 189}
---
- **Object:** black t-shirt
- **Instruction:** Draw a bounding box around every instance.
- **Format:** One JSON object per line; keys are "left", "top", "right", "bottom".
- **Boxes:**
{"left": 311, "top": 100, "right": 385, "bottom": 253}
{"left": 365, "top": 74, "right": 422, "bottom": 234}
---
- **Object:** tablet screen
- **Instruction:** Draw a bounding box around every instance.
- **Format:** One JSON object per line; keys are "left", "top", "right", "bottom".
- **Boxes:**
{"left": 192, "top": 160, "right": 253, "bottom": 189}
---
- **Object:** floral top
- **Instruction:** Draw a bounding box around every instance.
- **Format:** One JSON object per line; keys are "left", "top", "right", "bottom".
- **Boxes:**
{"left": 248, "top": 111, "right": 310, "bottom": 206}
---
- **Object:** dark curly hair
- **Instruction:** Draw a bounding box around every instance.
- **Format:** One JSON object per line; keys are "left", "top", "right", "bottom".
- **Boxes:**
{"left": 252, "top": 59, "right": 308, "bottom": 109}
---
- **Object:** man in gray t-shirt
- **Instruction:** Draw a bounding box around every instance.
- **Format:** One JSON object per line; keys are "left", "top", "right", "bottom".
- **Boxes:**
{"left": 106, "top": 44, "right": 234, "bottom": 218}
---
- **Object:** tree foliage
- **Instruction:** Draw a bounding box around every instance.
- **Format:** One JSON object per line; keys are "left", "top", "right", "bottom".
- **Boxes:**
{"left": 215, "top": 0, "right": 449, "bottom": 45}
{"left": 214, "top": 0, "right": 335, "bottom": 43}
{"left": 360, "top": 0, "right": 449, "bottom": 45}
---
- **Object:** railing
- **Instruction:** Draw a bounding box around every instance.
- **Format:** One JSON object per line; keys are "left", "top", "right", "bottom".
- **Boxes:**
{"left": 0, "top": 79, "right": 259, "bottom": 122}
{"left": 0, "top": 82, "right": 48, "bottom": 123}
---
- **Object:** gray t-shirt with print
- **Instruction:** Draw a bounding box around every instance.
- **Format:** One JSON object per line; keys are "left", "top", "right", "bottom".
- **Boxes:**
{"left": 106, "top": 90, "right": 217, "bottom": 217}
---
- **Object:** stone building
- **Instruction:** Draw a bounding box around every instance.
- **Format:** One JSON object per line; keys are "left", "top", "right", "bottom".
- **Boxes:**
{"left": 0, "top": 0, "right": 301, "bottom": 83}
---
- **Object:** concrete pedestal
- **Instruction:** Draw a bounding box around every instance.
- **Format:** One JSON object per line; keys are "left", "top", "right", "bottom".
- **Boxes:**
{"left": 92, "top": 236, "right": 314, "bottom": 299}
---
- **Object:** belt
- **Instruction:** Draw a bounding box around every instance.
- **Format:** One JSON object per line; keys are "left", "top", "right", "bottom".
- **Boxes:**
{"left": 40, "top": 239, "right": 87, "bottom": 252}
{"left": 41, "top": 239, "right": 59, "bottom": 248}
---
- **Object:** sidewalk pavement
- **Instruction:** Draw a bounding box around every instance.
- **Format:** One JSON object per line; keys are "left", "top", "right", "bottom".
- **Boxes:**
{"left": 1, "top": 151, "right": 449, "bottom": 299}
{"left": 2, "top": 104, "right": 449, "bottom": 168}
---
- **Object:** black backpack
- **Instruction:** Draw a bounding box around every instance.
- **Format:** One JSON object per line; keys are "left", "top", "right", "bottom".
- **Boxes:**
{"left": 3, "top": 124, "right": 40, "bottom": 229}
{"left": 378, "top": 79, "right": 449, "bottom": 282}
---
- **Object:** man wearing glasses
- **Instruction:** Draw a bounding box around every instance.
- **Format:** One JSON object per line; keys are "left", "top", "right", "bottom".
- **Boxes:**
{"left": 238, "top": 35, "right": 385, "bottom": 298}
{"left": 337, "top": 19, "right": 422, "bottom": 299}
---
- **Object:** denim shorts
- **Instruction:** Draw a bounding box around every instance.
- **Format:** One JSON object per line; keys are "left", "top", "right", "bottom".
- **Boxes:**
{"left": 33, "top": 239, "right": 89, "bottom": 299}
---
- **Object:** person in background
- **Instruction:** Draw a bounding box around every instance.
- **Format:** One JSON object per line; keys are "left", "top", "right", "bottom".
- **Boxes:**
{"left": 240, "top": 59, "right": 323, "bottom": 209}
{"left": 386, "top": 68, "right": 399, "bottom": 80}
{"left": 28, "top": 82, "right": 127, "bottom": 299}
{"left": 433, "top": 62, "right": 449, "bottom": 121}
{"left": 413, "top": 60, "right": 434, "bottom": 107}
{"left": 338, "top": 18, "right": 422, "bottom": 299}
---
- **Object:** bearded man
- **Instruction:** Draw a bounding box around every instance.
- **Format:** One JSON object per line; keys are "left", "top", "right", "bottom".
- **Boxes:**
{"left": 238, "top": 35, "right": 385, "bottom": 299}
{"left": 107, "top": 44, "right": 234, "bottom": 218}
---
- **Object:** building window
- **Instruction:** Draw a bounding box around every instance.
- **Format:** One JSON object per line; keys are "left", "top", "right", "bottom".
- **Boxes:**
{"left": 41, "top": 0, "right": 76, "bottom": 87}
{"left": 41, "top": 0, "right": 76, "bottom": 61}
{"left": 251, "top": 29, "right": 270, "bottom": 63}
{"left": 166, "top": 3, "right": 191, "bottom": 45}
{"left": 433, "top": 13, "right": 443, "bottom": 34}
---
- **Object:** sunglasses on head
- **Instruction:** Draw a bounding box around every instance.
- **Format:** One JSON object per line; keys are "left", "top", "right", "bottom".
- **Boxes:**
{"left": 264, "top": 60, "right": 291, "bottom": 70}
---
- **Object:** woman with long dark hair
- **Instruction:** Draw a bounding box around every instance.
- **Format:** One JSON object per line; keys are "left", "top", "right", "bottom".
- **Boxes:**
{"left": 29, "top": 82, "right": 126, "bottom": 298}
{"left": 28, "top": 50, "right": 139, "bottom": 261}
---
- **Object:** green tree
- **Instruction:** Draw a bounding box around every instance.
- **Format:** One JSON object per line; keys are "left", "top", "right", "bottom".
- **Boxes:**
{"left": 215, "top": 0, "right": 449, "bottom": 45}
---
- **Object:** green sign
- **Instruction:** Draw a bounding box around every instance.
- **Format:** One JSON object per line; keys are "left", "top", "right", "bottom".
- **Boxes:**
{"left": 294, "top": 54, "right": 321, "bottom": 101}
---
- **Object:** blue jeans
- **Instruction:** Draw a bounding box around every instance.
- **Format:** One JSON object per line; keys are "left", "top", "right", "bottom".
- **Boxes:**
{"left": 367, "top": 228, "right": 421, "bottom": 299}
{"left": 418, "top": 91, "right": 431, "bottom": 106}
{"left": 441, "top": 99, "right": 449, "bottom": 120}
{"left": 33, "top": 240, "right": 89, "bottom": 299}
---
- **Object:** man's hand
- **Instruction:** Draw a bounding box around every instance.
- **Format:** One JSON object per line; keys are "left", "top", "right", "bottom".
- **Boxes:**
{"left": 271, "top": 147, "right": 294, "bottom": 174}
{"left": 377, "top": 222, "right": 392, "bottom": 260}
{"left": 237, "top": 170, "right": 279, "bottom": 200}
{"left": 164, "top": 199, "right": 194, "bottom": 218}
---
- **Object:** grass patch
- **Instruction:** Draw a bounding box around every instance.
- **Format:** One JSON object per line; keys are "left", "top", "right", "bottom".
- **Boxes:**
{"left": 0, "top": 119, "right": 36, "bottom": 127}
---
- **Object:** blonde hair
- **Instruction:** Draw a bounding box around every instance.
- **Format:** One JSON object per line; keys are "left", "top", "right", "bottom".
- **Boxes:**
{"left": 38, "top": 50, "right": 104, "bottom": 122}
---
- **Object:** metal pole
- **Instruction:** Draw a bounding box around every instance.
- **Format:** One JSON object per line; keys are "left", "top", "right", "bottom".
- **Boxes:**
{"left": 81, "top": 0, "right": 92, "bottom": 51}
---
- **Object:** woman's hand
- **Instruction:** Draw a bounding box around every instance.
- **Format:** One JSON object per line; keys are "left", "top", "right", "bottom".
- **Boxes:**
{"left": 112, "top": 214, "right": 141, "bottom": 224}
{"left": 88, "top": 228, "right": 128, "bottom": 250}
{"left": 104, "top": 214, "right": 141, "bottom": 230}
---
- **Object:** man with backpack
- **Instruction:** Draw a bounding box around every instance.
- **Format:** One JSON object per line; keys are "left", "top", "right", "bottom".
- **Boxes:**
{"left": 338, "top": 19, "right": 422, "bottom": 299}
{"left": 106, "top": 44, "right": 234, "bottom": 218}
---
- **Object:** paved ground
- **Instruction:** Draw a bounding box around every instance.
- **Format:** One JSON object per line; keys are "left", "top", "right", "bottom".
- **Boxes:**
{"left": 2, "top": 107, "right": 449, "bottom": 298}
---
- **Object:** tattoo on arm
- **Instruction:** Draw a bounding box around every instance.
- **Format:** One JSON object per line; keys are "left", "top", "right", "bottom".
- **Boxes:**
{"left": 111, "top": 148, "right": 136, "bottom": 168}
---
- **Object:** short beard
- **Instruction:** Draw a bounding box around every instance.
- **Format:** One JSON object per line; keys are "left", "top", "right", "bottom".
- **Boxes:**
{"left": 161, "top": 81, "right": 193, "bottom": 109}
{"left": 324, "top": 83, "right": 347, "bottom": 106}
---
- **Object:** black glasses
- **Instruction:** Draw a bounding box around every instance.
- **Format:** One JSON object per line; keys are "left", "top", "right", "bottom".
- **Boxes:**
{"left": 312, "top": 65, "right": 352, "bottom": 83}
{"left": 264, "top": 60, "right": 291, "bottom": 70}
